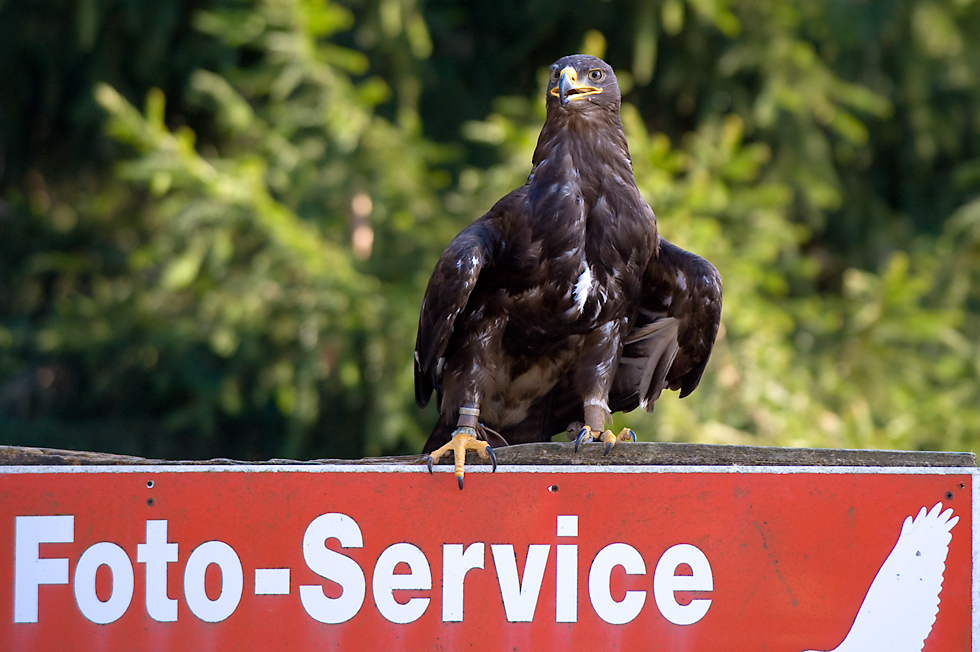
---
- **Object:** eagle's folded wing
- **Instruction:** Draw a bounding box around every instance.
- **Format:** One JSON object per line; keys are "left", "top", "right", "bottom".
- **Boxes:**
{"left": 611, "top": 238, "right": 723, "bottom": 413}
{"left": 414, "top": 219, "right": 501, "bottom": 409}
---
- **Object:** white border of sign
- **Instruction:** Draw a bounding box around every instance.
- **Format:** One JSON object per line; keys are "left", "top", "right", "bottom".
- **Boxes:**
{"left": 1, "top": 464, "right": 977, "bottom": 475}
{"left": 3, "top": 463, "right": 977, "bottom": 649}
{"left": 974, "top": 469, "right": 979, "bottom": 651}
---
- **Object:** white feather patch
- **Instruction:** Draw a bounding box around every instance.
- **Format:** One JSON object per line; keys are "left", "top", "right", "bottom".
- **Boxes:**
{"left": 583, "top": 397, "right": 609, "bottom": 411}
{"left": 573, "top": 265, "right": 593, "bottom": 313}
{"left": 675, "top": 270, "right": 688, "bottom": 291}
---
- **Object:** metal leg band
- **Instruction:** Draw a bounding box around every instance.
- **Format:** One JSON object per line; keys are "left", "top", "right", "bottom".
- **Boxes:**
{"left": 457, "top": 406, "right": 480, "bottom": 429}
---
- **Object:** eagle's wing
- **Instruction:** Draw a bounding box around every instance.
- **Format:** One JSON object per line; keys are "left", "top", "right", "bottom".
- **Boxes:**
{"left": 610, "top": 238, "right": 722, "bottom": 413}
{"left": 414, "top": 217, "right": 502, "bottom": 410}
{"left": 807, "top": 502, "right": 957, "bottom": 652}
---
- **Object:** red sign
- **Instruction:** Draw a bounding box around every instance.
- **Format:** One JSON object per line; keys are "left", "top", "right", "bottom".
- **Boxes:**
{"left": 1, "top": 465, "right": 976, "bottom": 650}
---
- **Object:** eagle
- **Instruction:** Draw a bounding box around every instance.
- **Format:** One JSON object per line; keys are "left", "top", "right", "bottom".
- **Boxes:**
{"left": 415, "top": 54, "right": 722, "bottom": 488}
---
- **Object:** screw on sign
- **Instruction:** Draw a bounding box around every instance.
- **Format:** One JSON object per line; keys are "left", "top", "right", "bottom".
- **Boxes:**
{"left": 0, "top": 467, "right": 974, "bottom": 650}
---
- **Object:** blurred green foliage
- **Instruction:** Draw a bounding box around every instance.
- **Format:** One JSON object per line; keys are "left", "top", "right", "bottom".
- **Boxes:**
{"left": 1, "top": 0, "right": 978, "bottom": 459}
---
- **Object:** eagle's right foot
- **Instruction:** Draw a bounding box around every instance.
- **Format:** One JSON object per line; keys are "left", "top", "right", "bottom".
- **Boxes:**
{"left": 572, "top": 425, "right": 636, "bottom": 455}
{"left": 427, "top": 427, "right": 497, "bottom": 490}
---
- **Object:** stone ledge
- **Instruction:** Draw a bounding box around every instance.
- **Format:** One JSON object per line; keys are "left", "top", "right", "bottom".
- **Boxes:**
{"left": 1, "top": 442, "right": 974, "bottom": 468}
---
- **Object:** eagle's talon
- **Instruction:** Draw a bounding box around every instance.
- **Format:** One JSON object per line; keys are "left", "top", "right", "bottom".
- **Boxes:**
{"left": 600, "top": 429, "right": 617, "bottom": 456}
{"left": 427, "top": 427, "right": 492, "bottom": 490}
{"left": 600, "top": 428, "right": 635, "bottom": 455}
{"left": 574, "top": 426, "right": 593, "bottom": 452}
{"left": 427, "top": 456, "right": 434, "bottom": 474}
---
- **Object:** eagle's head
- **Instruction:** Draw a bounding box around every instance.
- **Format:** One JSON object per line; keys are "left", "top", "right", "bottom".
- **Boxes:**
{"left": 532, "top": 54, "right": 630, "bottom": 174}
{"left": 546, "top": 54, "right": 621, "bottom": 114}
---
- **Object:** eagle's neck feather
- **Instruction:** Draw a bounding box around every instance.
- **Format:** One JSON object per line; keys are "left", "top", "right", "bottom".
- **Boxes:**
{"left": 530, "top": 112, "right": 635, "bottom": 191}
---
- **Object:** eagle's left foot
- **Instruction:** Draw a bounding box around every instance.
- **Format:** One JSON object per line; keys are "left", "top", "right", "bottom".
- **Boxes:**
{"left": 573, "top": 425, "right": 636, "bottom": 455}
{"left": 426, "top": 427, "right": 497, "bottom": 490}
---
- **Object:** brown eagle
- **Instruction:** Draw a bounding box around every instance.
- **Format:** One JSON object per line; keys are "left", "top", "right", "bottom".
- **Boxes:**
{"left": 415, "top": 54, "right": 722, "bottom": 488}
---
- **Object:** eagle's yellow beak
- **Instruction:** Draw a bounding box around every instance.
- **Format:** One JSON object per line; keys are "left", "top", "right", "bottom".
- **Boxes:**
{"left": 550, "top": 66, "right": 602, "bottom": 106}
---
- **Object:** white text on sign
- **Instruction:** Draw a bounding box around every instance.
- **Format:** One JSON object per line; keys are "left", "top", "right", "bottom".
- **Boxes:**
{"left": 14, "top": 513, "right": 712, "bottom": 626}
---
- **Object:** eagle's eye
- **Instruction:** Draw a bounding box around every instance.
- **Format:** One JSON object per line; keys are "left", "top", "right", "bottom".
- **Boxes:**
{"left": 551, "top": 67, "right": 559, "bottom": 80}
{"left": 589, "top": 69, "right": 603, "bottom": 81}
